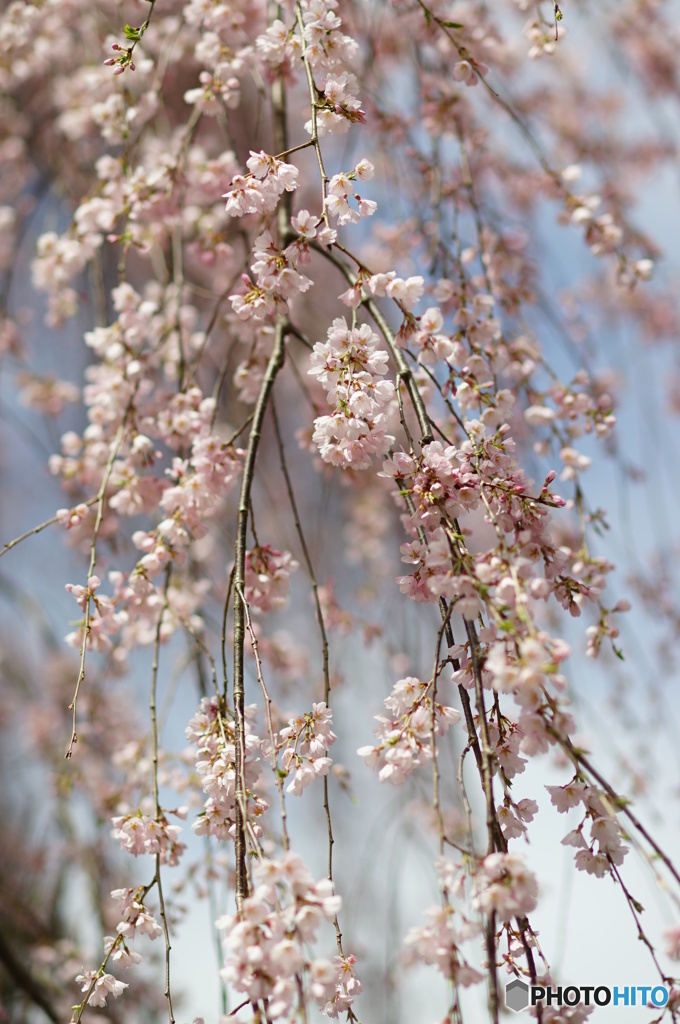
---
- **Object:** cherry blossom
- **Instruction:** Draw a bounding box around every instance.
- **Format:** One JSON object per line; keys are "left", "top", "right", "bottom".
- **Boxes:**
{"left": 216, "top": 853, "right": 354, "bottom": 1019}
{"left": 2, "top": 0, "right": 680, "bottom": 1020}
{"left": 309, "top": 316, "right": 395, "bottom": 468}
{"left": 358, "top": 676, "right": 460, "bottom": 785}
{"left": 244, "top": 545, "right": 299, "bottom": 612}
{"left": 274, "top": 702, "right": 336, "bottom": 796}
{"left": 471, "top": 853, "right": 539, "bottom": 921}
{"left": 74, "top": 969, "right": 128, "bottom": 1007}
{"left": 187, "top": 696, "right": 268, "bottom": 842}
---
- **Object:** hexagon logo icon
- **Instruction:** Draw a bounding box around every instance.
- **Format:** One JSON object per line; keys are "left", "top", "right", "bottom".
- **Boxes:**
{"left": 505, "top": 979, "right": 529, "bottom": 1013}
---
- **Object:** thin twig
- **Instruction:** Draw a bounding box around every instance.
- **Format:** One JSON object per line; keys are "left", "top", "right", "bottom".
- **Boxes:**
{"left": 308, "top": 240, "right": 433, "bottom": 445}
{"left": 150, "top": 568, "right": 175, "bottom": 1024}
{"left": 1, "top": 496, "right": 97, "bottom": 560}
{"left": 271, "top": 398, "right": 346, "bottom": 951}
{"left": 66, "top": 420, "right": 127, "bottom": 758}
{"left": 548, "top": 724, "right": 680, "bottom": 891}
{"left": 232, "top": 318, "right": 287, "bottom": 909}
{"left": 296, "top": 1, "right": 330, "bottom": 224}
{"left": 235, "top": 583, "right": 289, "bottom": 851}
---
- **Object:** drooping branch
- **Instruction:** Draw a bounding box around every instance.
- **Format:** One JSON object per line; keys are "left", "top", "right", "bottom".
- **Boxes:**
{"left": 232, "top": 317, "right": 287, "bottom": 907}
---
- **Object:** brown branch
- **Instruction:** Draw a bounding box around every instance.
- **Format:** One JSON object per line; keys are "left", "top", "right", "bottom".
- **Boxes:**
{"left": 0, "top": 929, "right": 60, "bottom": 1024}
{"left": 232, "top": 317, "right": 287, "bottom": 909}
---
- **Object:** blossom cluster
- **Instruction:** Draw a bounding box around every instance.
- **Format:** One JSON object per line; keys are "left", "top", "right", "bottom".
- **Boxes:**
{"left": 217, "top": 852, "right": 360, "bottom": 1019}
{"left": 273, "top": 702, "right": 336, "bottom": 796}
{"left": 244, "top": 545, "right": 299, "bottom": 612}
{"left": 309, "top": 316, "right": 396, "bottom": 469}
{"left": 3, "top": 0, "right": 678, "bottom": 1017}
{"left": 403, "top": 858, "right": 483, "bottom": 989}
{"left": 111, "top": 811, "right": 186, "bottom": 866}
{"left": 187, "top": 696, "right": 267, "bottom": 841}
{"left": 74, "top": 967, "right": 127, "bottom": 1008}
{"left": 548, "top": 781, "right": 629, "bottom": 876}
{"left": 299, "top": 0, "right": 363, "bottom": 134}
{"left": 357, "top": 676, "right": 461, "bottom": 785}
{"left": 223, "top": 151, "right": 299, "bottom": 218}
{"left": 73, "top": 888, "right": 163, "bottom": 1012}
{"left": 111, "top": 886, "right": 164, "bottom": 941}
{"left": 471, "top": 852, "right": 539, "bottom": 922}
{"left": 325, "top": 161, "right": 376, "bottom": 227}
{"left": 229, "top": 224, "right": 321, "bottom": 322}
